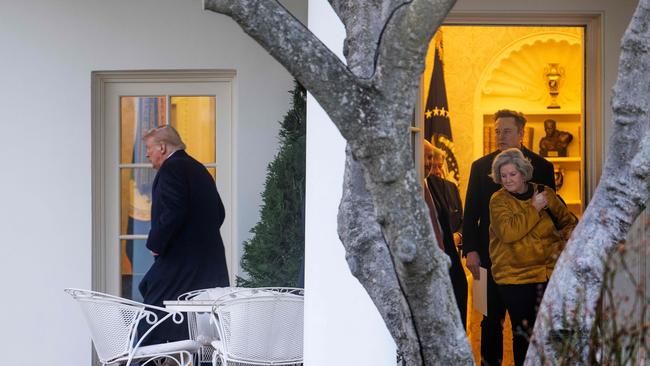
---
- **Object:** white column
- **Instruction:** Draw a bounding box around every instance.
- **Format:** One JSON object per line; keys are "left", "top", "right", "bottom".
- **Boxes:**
{"left": 304, "top": 2, "right": 396, "bottom": 365}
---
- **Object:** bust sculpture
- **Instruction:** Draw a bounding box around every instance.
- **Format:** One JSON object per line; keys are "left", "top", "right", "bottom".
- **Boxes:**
{"left": 539, "top": 119, "right": 573, "bottom": 157}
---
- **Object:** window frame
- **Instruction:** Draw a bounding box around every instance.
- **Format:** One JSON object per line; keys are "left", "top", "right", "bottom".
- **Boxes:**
{"left": 91, "top": 70, "right": 237, "bottom": 295}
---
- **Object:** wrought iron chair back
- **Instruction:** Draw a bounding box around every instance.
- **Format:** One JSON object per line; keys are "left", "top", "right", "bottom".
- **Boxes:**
{"left": 65, "top": 288, "right": 197, "bottom": 366}
{"left": 211, "top": 288, "right": 304, "bottom": 366}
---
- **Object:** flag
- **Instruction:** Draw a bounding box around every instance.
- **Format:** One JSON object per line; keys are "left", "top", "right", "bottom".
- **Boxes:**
{"left": 424, "top": 32, "right": 460, "bottom": 184}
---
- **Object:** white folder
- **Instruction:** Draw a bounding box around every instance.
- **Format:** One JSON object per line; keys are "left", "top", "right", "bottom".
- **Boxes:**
{"left": 472, "top": 267, "right": 488, "bottom": 316}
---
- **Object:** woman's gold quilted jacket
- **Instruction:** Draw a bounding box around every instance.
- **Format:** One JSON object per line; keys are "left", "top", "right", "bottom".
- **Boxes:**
{"left": 489, "top": 184, "right": 578, "bottom": 285}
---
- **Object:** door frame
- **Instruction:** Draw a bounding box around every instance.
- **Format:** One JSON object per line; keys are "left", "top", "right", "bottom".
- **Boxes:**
{"left": 91, "top": 69, "right": 237, "bottom": 294}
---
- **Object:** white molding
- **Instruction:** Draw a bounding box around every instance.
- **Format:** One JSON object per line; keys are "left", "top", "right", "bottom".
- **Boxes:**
{"left": 93, "top": 69, "right": 237, "bottom": 83}
{"left": 229, "top": 75, "right": 241, "bottom": 281}
{"left": 90, "top": 70, "right": 108, "bottom": 366}
{"left": 92, "top": 72, "right": 107, "bottom": 294}
{"left": 582, "top": 15, "right": 604, "bottom": 203}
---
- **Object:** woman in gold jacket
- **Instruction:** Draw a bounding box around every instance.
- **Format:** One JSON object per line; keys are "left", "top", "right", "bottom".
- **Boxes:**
{"left": 488, "top": 148, "right": 577, "bottom": 366}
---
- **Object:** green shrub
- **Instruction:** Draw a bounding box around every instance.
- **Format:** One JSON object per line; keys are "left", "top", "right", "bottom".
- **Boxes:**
{"left": 237, "top": 83, "right": 306, "bottom": 288}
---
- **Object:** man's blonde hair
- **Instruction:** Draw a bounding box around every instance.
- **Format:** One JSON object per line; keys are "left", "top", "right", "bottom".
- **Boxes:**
{"left": 424, "top": 139, "right": 445, "bottom": 159}
{"left": 143, "top": 125, "right": 186, "bottom": 150}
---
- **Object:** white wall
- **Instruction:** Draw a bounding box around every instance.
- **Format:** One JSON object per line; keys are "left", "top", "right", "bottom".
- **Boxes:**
{"left": 0, "top": 1, "right": 301, "bottom": 364}
{"left": 304, "top": 0, "right": 637, "bottom": 365}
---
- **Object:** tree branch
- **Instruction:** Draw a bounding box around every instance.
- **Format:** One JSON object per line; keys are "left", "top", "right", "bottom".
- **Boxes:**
{"left": 373, "top": 0, "right": 456, "bottom": 97}
{"left": 204, "top": 0, "right": 364, "bottom": 139}
{"left": 329, "top": 0, "right": 396, "bottom": 77}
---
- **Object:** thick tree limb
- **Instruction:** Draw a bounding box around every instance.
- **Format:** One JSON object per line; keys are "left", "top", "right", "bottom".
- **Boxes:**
{"left": 373, "top": 0, "right": 455, "bottom": 99}
{"left": 527, "top": 0, "right": 650, "bottom": 363}
{"left": 328, "top": 1, "right": 471, "bottom": 363}
{"left": 329, "top": 0, "right": 385, "bottom": 77}
{"left": 326, "top": 2, "right": 471, "bottom": 363}
{"left": 358, "top": 150, "right": 472, "bottom": 364}
{"left": 338, "top": 151, "right": 422, "bottom": 365}
{"left": 204, "top": 0, "right": 364, "bottom": 139}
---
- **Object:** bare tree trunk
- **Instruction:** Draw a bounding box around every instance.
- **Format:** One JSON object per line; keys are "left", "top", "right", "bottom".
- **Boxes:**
{"left": 203, "top": 0, "right": 473, "bottom": 364}
{"left": 527, "top": 0, "right": 650, "bottom": 364}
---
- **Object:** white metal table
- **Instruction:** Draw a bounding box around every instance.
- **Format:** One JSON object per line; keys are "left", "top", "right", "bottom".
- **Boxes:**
{"left": 164, "top": 287, "right": 240, "bottom": 365}
{"left": 164, "top": 299, "right": 220, "bottom": 312}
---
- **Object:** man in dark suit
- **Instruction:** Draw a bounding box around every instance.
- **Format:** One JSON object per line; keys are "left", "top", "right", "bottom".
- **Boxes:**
{"left": 463, "top": 110, "right": 555, "bottom": 365}
{"left": 139, "top": 125, "right": 230, "bottom": 344}
{"left": 424, "top": 140, "right": 468, "bottom": 329}
{"left": 426, "top": 142, "right": 464, "bottom": 245}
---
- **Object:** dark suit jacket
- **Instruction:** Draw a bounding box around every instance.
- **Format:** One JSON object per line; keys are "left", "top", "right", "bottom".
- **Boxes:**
{"left": 462, "top": 146, "right": 555, "bottom": 268}
{"left": 139, "top": 150, "right": 230, "bottom": 343}
{"left": 428, "top": 176, "right": 463, "bottom": 234}
{"left": 427, "top": 175, "right": 468, "bottom": 329}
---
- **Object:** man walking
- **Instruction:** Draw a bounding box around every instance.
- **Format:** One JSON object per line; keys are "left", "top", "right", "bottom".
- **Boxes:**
{"left": 139, "top": 125, "right": 230, "bottom": 344}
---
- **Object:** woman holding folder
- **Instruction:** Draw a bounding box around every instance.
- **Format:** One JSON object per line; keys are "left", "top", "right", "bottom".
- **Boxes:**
{"left": 488, "top": 148, "right": 577, "bottom": 366}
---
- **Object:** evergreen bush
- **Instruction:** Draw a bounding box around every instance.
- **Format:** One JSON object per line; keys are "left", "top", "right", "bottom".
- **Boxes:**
{"left": 238, "top": 83, "right": 306, "bottom": 287}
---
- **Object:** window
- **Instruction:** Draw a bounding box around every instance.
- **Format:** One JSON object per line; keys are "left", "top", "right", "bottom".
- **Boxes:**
{"left": 118, "top": 95, "right": 218, "bottom": 300}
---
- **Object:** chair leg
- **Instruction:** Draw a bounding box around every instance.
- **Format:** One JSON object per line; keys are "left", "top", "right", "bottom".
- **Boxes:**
{"left": 211, "top": 353, "right": 225, "bottom": 366}
{"left": 180, "top": 352, "right": 191, "bottom": 366}
{"left": 140, "top": 355, "right": 182, "bottom": 366}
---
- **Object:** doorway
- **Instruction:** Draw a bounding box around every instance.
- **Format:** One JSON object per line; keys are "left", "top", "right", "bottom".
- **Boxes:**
{"left": 417, "top": 24, "right": 589, "bottom": 365}
{"left": 92, "top": 70, "right": 235, "bottom": 300}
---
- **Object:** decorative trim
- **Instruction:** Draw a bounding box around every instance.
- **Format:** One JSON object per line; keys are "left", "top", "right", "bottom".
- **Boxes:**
{"left": 91, "top": 72, "right": 107, "bottom": 295}
{"left": 90, "top": 70, "right": 107, "bottom": 366}
{"left": 480, "top": 32, "right": 582, "bottom": 109}
{"left": 92, "top": 69, "right": 236, "bottom": 83}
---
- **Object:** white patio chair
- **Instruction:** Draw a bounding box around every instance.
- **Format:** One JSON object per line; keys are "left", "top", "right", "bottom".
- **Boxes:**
{"left": 65, "top": 288, "right": 200, "bottom": 366}
{"left": 210, "top": 288, "right": 304, "bottom": 366}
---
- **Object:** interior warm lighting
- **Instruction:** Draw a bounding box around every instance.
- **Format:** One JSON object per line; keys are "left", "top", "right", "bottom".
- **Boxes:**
{"left": 170, "top": 96, "right": 216, "bottom": 164}
{"left": 118, "top": 95, "right": 217, "bottom": 302}
{"left": 422, "top": 26, "right": 585, "bottom": 366}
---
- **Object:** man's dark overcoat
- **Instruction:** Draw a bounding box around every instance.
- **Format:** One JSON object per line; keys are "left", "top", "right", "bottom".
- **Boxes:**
{"left": 428, "top": 176, "right": 463, "bottom": 234}
{"left": 139, "top": 149, "right": 229, "bottom": 343}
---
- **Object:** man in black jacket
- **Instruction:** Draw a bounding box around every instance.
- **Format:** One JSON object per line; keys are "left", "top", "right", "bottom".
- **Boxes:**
{"left": 463, "top": 110, "right": 555, "bottom": 365}
{"left": 424, "top": 140, "right": 468, "bottom": 329}
{"left": 139, "top": 125, "right": 230, "bottom": 344}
